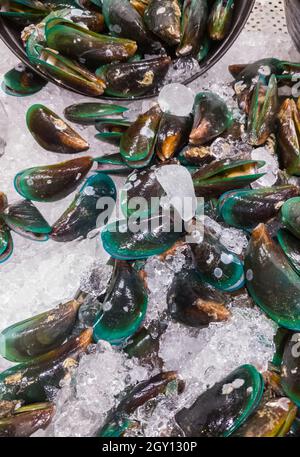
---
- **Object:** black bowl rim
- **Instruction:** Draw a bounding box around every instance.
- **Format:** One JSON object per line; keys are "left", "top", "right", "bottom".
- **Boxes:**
{"left": 0, "top": 0, "right": 255, "bottom": 101}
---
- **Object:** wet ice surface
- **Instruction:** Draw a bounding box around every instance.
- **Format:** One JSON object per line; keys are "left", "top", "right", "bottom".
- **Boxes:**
{"left": 0, "top": 0, "right": 296, "bottom": 436}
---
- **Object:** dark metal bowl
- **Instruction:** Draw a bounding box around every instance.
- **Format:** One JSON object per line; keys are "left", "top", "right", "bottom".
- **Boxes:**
{"left": 0, "top": 0, "right": 255, "bottom": 100}
{"left": 285, "top": 0, "right": 300, "bottom": 53}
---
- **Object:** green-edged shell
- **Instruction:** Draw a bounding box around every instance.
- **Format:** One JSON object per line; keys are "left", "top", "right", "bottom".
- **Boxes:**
{"left": 177, "top": 0, "right": 208, "bottom": 57}
{"left": 2, "top": 65, "right": 46, "bottom": 97}
{"left": 64, "top": 102, "right": 127, "bottom": 124}
{"left": 0, "top": 329, "right": 92, "bottom": 403}
{"left": 218, "top": 186, "right": 300, "bottom": 231}
{"left": 167, "top": 269, "right": 230, "bottom": 327}
{"left": 281, "top": 196, "right": 300, "bottom": 239}
{"left": 277, "top": 228, "right": 300, "bottom": 275}
{"left": 26, "top": 104, "right": 89, "bottom": 154}
{"left": 144, "top": 0, "right": 181, "bottom": 46}
{"left": 2, "top": 199, "right": 51, "bottom": 242}
{"left": 14, "top": 157, "right": 93, "bottom": 202}
{"left": 190, "top": 92, "right": 233, "bottom": 145}
{"left": 0, "top": 300, "right": 80, "bottom": 363}
{"left": 192, "top": 159, "right": 265, "bottom": 198}
{"left": 93, "top": 260, "right": 148, "bottom": 345}
{"left": 120, "top": 104, "right": 162, "bottom": 167}
{"left": 245, "top": 223, "right": 300, "bottom": 330}
{"left": 281, "top": 332, "right": 300, "bottom": 407}
{"left": 277, "top": 98, "right": 300, "bottom": 176}
{"left": 101, "top": 215, "right": 181, "bottom": 260}
{"left": 94, "top": 153, "right": 131, "bottom": 174}
{"left": 51, "top": 173, "right": 116, "bottom": 242}
{"left": 175, "top": 364, "right": 264, "bottom": 437}
{"left": 156, "top": 113, "right": 192, "bottom": 162}
{"left": 0, "top": 220, "right": 13, "bottom": 264}
{"left": 208, "top": 0, "right": 234, "bottom": 41}
{"left": 191, "top": 228, "right": 245, "bottom": 292}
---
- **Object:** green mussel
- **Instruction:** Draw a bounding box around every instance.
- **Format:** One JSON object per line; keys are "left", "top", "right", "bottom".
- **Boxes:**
{"left": 175, "top": 364, "right": 264, "bottom": 437}
{"left": 281, "top": 196, "right": 300, "bottom": 239}
{"left": 0, "top": 299, "right": 81, "bottom": 362}
{"left": 277, "top": 229, "right": 300, "bottom": 276}
{"left": 14, "top": 156, "right": 93, "bottom": 202}
{"left": 0, "top": 328, "right": 92, "bottom": 403}
{"left": 93, "top": 260, "right": 148, "bottom": 345}
{"left": 2, "top": 199, "right": 51, "bottom": 242}
{"left": 281, "top": 332, "right": 300, "bottom": 407}
{"left": 64, "top": 102, "right": 128, "bottom": 124}
{"left": 277, "top": 98, "right": 300, "bottom": 176}
{"left": 144, "top": 0, "right": 181, "bottom": 46}
{"left": 51, "top": 173, "right": 116, "bottom": 242}
{"left": 208, "top": 0, "right": 234, "bottom": 41}
{"left": 26, "top": 104, "right": 89, "bottom": 154}
{"left": 218, "top": 185, "right": 300, "bottom": 231}
{"left": 156, "top": 113, "right": 192, "bottom": 162}
{"left": 245, "top": 224, "right": 300, "bottom": 330}
{"left": 2, "top": 64, "right": 47, "bottom": 97}
{"left": 177, "top": 0, "right": 208, "bottom": 57}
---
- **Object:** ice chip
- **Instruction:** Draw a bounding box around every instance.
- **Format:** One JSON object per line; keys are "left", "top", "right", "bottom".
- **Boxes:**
{"left": 158, "top": 83, "right": 195, "bottom": 116}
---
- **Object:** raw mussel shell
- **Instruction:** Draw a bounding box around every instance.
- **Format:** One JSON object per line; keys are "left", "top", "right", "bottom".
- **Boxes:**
{"left": 0, "top": 402, "right": 55, "bottom": 437}
{"left": 97, "top": 57, "right": 171, "bottom": 98}
{"left": 101, "top": 215, "right": 182, "bottom": 260}
{"left": 175, "top": 364, "right": 264, "bottom": 437}
{"left": 191, "top": 228, "right": 245, "bottom": 292}
{"left": 0, "top": 223, "right": 13, "bottom": 264}
{"left": 277, "top": 228, "right": 300, "bottom": 275}
{"left": 281, "top": 332, "right": 300, "bottom": 407}
{"left": 190, "top": 91, "right": 233, "bottom": 145}
{"left": 64, "top": 102, "right": 127, "bottom": 124}
{"left": 192, "top": 159, "right": 265, "bottom": 198}
{"left": 281, "top": 196, "right": 300, "bottom": 239}
{"left": 167, "top": 269, "right": 230, "bottom": 327}
{"left": 144, "top": 0, "right": 181, "bottom": 46}
{"left": 208, "top": 0, "right": 234, "bottom": 41}
{"left": 51, "top": 173, "right": 116, "bottom": 242}
{"left": 26, "top": 104, "right": 89, "bottom": 154}
{"left": 94, "top": 153, "right": 131, "bottom": 174}
{"left": 156, "top": 113, "right": 192, "bottom": 162}
{"left": 177, "top": 0, "right": 208, "bottom": 57}
{"left": 0, "top": 299, "right": 81, "bottom": 363}
{"left": 0, "top": 329, "right": 92, "bottom": 403}
{"left": 277, "top": 98, "right": 300, "bottom": 176}
{"left": 14, "top": 156, "right": 93, "bottom": 202}
{"left": 3, "top": 65, "right": 46, "bottom": 96}
{"left": 218, "top": 185, "right": 300, "bottom": 231}
{"left": 245, "top": 223, "right": 300, "bottom": 330}
{"left": 2, "top": 199, "right": 51, "bottom": 242}
{"left": 93, "top": 261, "right": 148, "bottom": 345}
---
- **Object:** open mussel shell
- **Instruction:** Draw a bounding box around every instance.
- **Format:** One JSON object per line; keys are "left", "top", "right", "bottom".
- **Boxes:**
{"left": 97, "top": 56, "right": 171, "bottom": 98}
{"left": 120, "top": 104, "right": 162, "bottom": 167}
{"left": 277, "top": 229, "right": 300, "bottom": 276}
{"left": 144, "top": 0, "right": 181, "bottom": 46}
{"left": 95, "top": 118, "right": 131, "bottom": 138}
{"left": 101, "top": 215, "right": 182, "bottom": 260}
{"left": 29, "top": 45, "right": 106, "bottom": 97}
{"left": 247, "top": 74, "right": 278, "bottom": 146}
{"left": 45, "top": 17, "right": 138, "bottom": 67}
{"left": 218, "top": 185, "right": 300, "bottom": 231}
{"left": 177, "top": 0, "right": 208, "bottom": 57}
{"left": 14, "top": 156, "right": 93, "bottom": 202}
{"left": 0, "top": 402, "right": 55, "bottom": 437}
{"left": 93, "top": 260, "right": 147, "bottom": 345}
{"left": 102, "top": 0, "right": 158, "bottom": 50}
{"left": 167, "top": 269, "right": 230, "bottom": 327}
{"left": 2, "top": 199, "right": 51, "bottom": 242}
{"left": 51, "top": 173, "right": 116, "bottom": 242}
{"left": 99, "top": 371, "right": 183, "bottom": 437}
{"left": 120, "top": 166, "right": 165, "bottom": 218}
{"left": 245, "top": 224, "right": 300, "bottom": 330}
{"left": 277, "top": 98, "right": 300, "bottom": 176}
{"left": 94, "top": 153, "right": 131, "bottom": 174}
{"left": 190, "top": 91, "right": 233, "bottom": 146}
{"left": 0, "top": 328, "right": 92, "bottom": 403}
{"left": 3, "top": 64, "right": 47, "bottom": 97}
{"left": 281, "top": 333, "right": 300, "bottom": 407}
{"left": 281, "top": 197, "right": 300, "bottom": 239}
{"left": 0, "top": 299, "right": 81, "bottom": 363}
{"left": 192, "top": 159, "right": 265, "bottom": 198}
{"left": 26, "top": 104, "right": 89, "bottom": 154}
{"left": 191, "top": 228, "right": 245, "bottom": 293}
{"left": 233, "top": 396, "right": 297, "bottom": 437}
{"left": 208, "top": 0, "right": 234, "bottom": 41}
{"left": 64, "top": 102, "right": 128, "bottom": 124}
{"left": 156, "top": 113, "right": 192, "bottom": 162}
{"left": 175, "top": 364, "right": 264, "bottom": 437}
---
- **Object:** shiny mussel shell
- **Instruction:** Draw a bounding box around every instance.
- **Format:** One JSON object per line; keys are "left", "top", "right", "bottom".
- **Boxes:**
{"left": 281, "top": 332, "right": 300, "bottom": 407}
{"left": 0, "top": 299, "right": 81, "bottom": 363}
{"left": 0, "top": 328, "right": 92, "bottom": 403}
{"left": 144, "top": 0, "right": 181, "bottom": 46}
{"left": 175, "top": 364, "right": 264, "bottom": 437}
{"left": 218, "top": 185, "right": 300, "bottom": 231}
{"left": 26, "top": 104, "right": 89, "bottom": 154}
{"left": 51, "top": 173, "right": 116, "bottom": 242}
{"left": 64, "top": 102, "right": 128, "bottom": 124}
{"left": 277, "top": 98, "right": 300, "bottom": 176}
{"left": 177, "top": 0, "right": 208, "bottom": 57}
{"left": 3, "top": 64, "right": 46, "bottom": 96}
{"left": 14, "top": 156, "right": 93, "bottom": 202}
{"left": 277, "top": 228, "right": 300, "bottom": 276}
{"left": 156, "top": 113, "right": 192, "bottom": 162}
{"left": 245, "top": 224, "right": 300, "bottom": 330}
{"left": 167, "top": 269, "right": 230, "bottom": 327}
{"left": 93, "top": 260, "right": 148, "bottom": 345}
{"left": 281, "top": 196, "right": 300, "bottom": 239}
